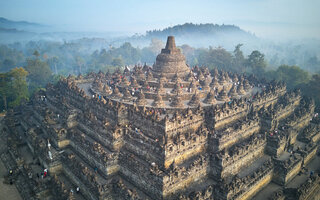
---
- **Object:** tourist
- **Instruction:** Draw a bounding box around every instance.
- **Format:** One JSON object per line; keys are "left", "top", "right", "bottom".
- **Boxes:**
{"left": 48, "top": 139, "right": 51, "bottom": 150}
{"left": 310, "top": 171, "right": 314, "bottom": 177}
{"left": 28, "top": 172, "right": 33, "bottom": 179}
{"left": 44, "top": 168, "right": 48, "bottom": 178}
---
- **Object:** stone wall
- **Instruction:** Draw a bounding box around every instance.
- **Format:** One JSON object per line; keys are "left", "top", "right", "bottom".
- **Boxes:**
{"left": 210, "top": 116, "right": 260, "bottom": 152}
{"left": 273, "top": 155, "right": 303, "bottom": 186}
{"left": 214, "top": 159, "right": 273, "bottom": 200}
{"left": 211, "top": 134, "right": 266, "bottom": 179}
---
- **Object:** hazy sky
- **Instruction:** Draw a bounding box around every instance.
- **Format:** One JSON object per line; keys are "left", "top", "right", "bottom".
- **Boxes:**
{"left": 1, "top": 0, "right": 320, "bottom": 38}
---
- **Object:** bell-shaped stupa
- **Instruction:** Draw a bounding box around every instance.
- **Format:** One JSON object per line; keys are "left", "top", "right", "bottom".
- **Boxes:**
{"left": 152, "top": 36, "right": 190, "bottom": 79}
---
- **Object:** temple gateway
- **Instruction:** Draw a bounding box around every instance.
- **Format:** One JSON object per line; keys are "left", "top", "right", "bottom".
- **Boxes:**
{"left": 1, "top": 36, "right": 320, "bottom": 200}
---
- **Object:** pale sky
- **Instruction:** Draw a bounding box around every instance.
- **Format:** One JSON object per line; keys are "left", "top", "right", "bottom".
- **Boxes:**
{"left": 1, "top": 0, "right": 320, "bottom": 38}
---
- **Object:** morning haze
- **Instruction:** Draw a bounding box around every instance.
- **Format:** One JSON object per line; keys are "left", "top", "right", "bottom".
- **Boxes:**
{"left": 0, "top": 1, "right": 320, "bottom": 200}
{"left": 1, "top": 0, "right": 319, "bottom": 39}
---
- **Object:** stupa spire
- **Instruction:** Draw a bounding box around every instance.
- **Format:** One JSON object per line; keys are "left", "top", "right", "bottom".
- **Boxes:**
{"left": 165, "top": 36, "right": 176, "bottom": 51}
{"left": 152, "top": 36, "right": 190, "bottom": 79}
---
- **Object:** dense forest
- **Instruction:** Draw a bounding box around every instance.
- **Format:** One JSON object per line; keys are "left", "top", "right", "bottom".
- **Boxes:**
{"left": 0, "top": 23, "right": 319, "bottom": 112}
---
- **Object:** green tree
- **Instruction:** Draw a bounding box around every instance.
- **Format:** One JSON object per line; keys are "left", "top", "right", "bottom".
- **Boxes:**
{"left": 198, "top": 47, "right": 233, "bottom": 71}
{"left": 233, "top": 44, "right": 245, "bottom": 73}
{"left": 33, "top": 50, "right": 40, "bottom": 58}
{"left": 307, "top": 56, "right": 320, "bottom": 73}
{"left": 111, "top": 57, "right": 124, "bottom": 67}
{"left": 0, "top": 67, "right": 28, "bottom": 111}
{"left": 149, "top": 38, "right": 164, "bottom": 54}
{"left": 1, "top": 59, "right": 15, "bottom": 72}
{"left": 301, "top": 74, "right": 320, "bottom": 106}
{"left": 110, "top": 42, "right": 141, "bottom": 65}
{"left": 25, "top": 57, "right": 52, "bottom": 92}
{"left": 0, "top": 45, "right": 25, "bottom": 72}
{"left": 47, "top": 56, "right": 59, "bottom": 75}
{"left": 246, "top": 50, "right": 266, "bottom": 77}
{"left": 0, "top": 73, "right": 11, "bottom": 110}
{"left": 271, "top": 65, "right": 310, "bottom": 89}
{"left": 75, "top": 56, "right": 85, "bottom": 74}
{"left": 98, "top": 49, "right": 112, "bottom": 64}
{"left": 181, "top": 44, "right": 196, "bottom": 65}
{"left": 8, "top": 67, "right": 29, "bottom": 107}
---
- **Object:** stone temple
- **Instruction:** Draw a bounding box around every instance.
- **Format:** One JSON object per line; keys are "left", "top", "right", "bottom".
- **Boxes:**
{"left": 1, "top": 36, "right": 320, "bottom": 200}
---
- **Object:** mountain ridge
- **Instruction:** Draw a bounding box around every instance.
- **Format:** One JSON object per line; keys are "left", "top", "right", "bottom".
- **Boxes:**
{"left": 0, "top": 17, "right": 45, "bottom": 32}
{"left": 144, "top": 22, "right": 254, "bottom": 38}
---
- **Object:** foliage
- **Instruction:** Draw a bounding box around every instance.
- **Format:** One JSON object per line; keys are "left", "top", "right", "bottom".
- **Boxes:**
{"left": 74, "top": 55, "right": 85, "bottom": 74}
{"left": 47, "top": 56, "right": 60, "bottom": 74}
{"left": 300, "top": 74, "right": 320, "bottom": 105}
{"left": 198, "top": 47, "right": 233, "bottom": 71}
{"left": 233, "top": 44, "right": 245, "bottom": 73}
{"left": 266, "top": 65, "right": 310, "bottom": 89}
{"left": 0, "top": 44, "right": 25, "bottom": 72}
{"left": 148, "top": 38, "right": 164, "bottom": 54}
{"left": 0, "top": 67, "right": 28, "bottom": 111}
{"left": 246, "top": 50, "right": 266, "bottom": 77}
{"left": 139, "top": 38, "right": 164, "bottom": 63}
{"left": 307, "top": 56, "right": 320, "bottom": 73}
{"left": 25, "top": 57, "right": 52, "bottom": 93}
{"left": 196, "top": 44, "right": 247, "bottom": 73}
{"left": 180, "top": 44, "right": 196, "bottom": 65}
{"left": 111, "top": 42, "right": 141, "bottom": 65}
{"left": 111, "top": 57, "right": 124, "bottom": 67}
{"left": 33, "top": 50, "right": 40, "bottom": 57}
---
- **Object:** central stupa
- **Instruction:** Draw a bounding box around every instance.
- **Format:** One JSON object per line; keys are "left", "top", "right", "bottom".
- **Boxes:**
{"left": 152, "top": 36, "right": 191, "bottom": 79}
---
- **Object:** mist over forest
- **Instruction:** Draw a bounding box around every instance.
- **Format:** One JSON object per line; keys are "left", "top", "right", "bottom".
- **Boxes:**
{"left": 0, "top": 17, "right": 320, "bottom": 111}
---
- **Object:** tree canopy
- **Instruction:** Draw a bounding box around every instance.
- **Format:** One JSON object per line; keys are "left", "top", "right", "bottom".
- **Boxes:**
{"left": 25, "top": 57, "right": 52, "bottom": 92}
{"left": 198, "top": 47, "right": 233, "bottom": 71}
{"left": 0, "top": 67, "right": 28, "bottom": 111}
{"left": 246, "top": 50, "right": 266, "bottom": 77}
{"left": 266, "top": 65, "right": 310, "bottom": 89}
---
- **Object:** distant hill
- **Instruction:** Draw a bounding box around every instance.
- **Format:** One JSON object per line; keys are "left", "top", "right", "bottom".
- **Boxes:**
{"left": 0, "top": 27, "right": 28, "bottom": 33}
{"left": 124, "top": 23, "right": 258, "bottom": 49}
{"left": 0, "top": 17, "right": 45, "bottom": 32}
{"left": 145, "top": 23, "right": 254, "bottom": 38}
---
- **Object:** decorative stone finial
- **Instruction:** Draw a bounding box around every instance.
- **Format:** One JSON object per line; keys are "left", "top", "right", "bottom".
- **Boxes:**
{"left": 170, "top": 92, "right": 184, "bottom": 107}
{"left": 237, "top": 83, "right": 246, "bottom": 95}
{"left": 136, "top": 90, "right": 147, "bottom": 106}
{"left": 217, "top": 87, "right": 229, "bottom": 101}
{"left": 188, "top": 91, "right": 201, "bottom": 107}
{"left": 130, "top": 77, "right": 140, "bottom": 88}
{"left": 152, "top": 91, "right": 165, "bottom": 107}
{"left": 121, "top": 88, "right": 132, "bottom": 102}
{"left": 228, "top": 84, "right": 238, "bottom": 98}
{"left": 103, "top": 85, "right": 112, "bottom": 95}
{"left": 110, "top": 87, "right": 122, "bottom": 98}
{"left": 203, "top": 90, "right": 216, "bottom": 104}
